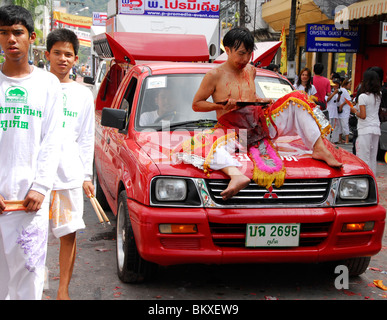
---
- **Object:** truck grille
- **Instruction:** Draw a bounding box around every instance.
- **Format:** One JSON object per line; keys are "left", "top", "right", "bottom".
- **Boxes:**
{"left": 206, "top": 178, "right": 330, "bottom": 206}
{"left": 209, "top": 222, "right": 332, "bottom": 248}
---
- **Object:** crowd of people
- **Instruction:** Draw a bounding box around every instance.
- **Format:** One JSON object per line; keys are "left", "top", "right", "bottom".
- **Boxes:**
{"left": 266, "top": 59, "right": 385, "bottom": 177}
{"left": 290, "top": 63, "right": 385, "bottom": 176}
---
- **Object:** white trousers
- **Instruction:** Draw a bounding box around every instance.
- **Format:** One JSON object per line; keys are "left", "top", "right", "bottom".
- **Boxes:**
{"left": 328, "top": 118, "right": 340, "bottom": 143}
{"left": 338, "top": 117, "right": 350, "bottom": 136}
{"left": 49, "top": 188, "right": 85, "bottom": 239}
{"left": 356, "top": 133, "right": 380, "bottom": 175}
{"left": 209, "top": 101, "right": 321, "bottom": 170}
{"left": 268, "top": 101, "right": 321, "bottom": 149}
{"left": 0, "top": 201, "right": 49, "bottom": 300}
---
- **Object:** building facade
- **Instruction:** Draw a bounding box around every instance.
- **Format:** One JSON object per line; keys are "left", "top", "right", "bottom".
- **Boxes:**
{"left": 261, "top": 0, "right": 386, "bottom": 90}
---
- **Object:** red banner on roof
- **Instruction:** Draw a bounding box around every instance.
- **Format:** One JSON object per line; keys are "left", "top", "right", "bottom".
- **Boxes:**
{"left": 95, "top": 32, "right": 209, "bottom": 64}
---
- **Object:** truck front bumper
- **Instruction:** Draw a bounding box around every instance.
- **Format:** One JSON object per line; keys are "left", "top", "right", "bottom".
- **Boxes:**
{"left": 127, "top": 199, "right": 386, "bottom": 266}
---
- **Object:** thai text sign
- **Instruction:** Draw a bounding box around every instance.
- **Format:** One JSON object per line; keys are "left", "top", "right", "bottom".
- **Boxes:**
{"left": 118, "top": 0, "right": 220, "bottom": 19}
{"left": 306, "top": 24, "right": 359, "bottom": 53}
{"left": 93, "top": 12, "right": 107, "bottom": 26}
{"left": 246, "top": 223, "right": 300, "bottom": 247}
{"left": 53, "top": 11, "right": 92, "bottom": 29}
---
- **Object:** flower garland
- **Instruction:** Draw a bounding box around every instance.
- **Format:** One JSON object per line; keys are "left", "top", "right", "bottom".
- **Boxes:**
{"left": 249, "top": 139, "right": 286, "bottom": 189}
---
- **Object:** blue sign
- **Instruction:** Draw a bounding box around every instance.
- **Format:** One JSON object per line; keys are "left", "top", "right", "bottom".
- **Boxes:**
{"left": 119, "top": 0, "right": 220, "bottom": 19}
{"left": 306, "top": 24, "right": 360, "bottom": 53}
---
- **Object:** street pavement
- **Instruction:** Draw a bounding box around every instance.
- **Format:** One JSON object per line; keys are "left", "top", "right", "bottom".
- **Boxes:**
{"left": 42, "top": 81, "right": 387, "bottom": 301}
{"left": 42, "top": 141, "right": 387, "bottom": 301}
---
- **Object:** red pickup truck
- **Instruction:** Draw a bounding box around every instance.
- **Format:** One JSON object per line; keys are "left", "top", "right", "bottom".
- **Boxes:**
{"left": 93, "top": 32, "right": 386, "bottom": 283}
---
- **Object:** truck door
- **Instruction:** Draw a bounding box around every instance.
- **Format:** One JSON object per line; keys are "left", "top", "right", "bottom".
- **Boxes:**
{"left": 94, "top": 63, "right": 124, "bottom": 195}
{"left": 101, "top": 75, "right": 138, "bottom": 202}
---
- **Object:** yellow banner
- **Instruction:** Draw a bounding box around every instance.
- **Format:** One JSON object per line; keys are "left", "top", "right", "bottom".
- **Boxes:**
{"left": 279, "top": 25, "right": 287, "bottom": 75}
{"left": 79, "top": 39, "right": 91, "bottom": 47}
{"left": 53, "top": 11, "right": 92, "bottom": 29}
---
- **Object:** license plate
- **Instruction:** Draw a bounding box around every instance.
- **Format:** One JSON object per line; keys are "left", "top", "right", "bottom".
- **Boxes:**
{"left": 246, "top": 223, "right": 300, "bottom": 247}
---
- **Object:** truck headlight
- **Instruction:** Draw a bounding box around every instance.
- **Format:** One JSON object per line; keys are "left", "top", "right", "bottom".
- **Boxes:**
{"left": 150, "top": 177, "right": 202, "bottom": 206}
{"left": 339, "top": 178, "right": 369, "bottom": 200}
{"left": 155, "top": 178, "right": 187, "bottom": 201}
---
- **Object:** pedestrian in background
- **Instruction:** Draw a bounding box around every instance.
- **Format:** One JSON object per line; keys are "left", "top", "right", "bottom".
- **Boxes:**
{"left": 369, "top": 66, "right": 387, "bottom": 122}
{"left": 294, "top": 67, "right": 317, "bottom": 99}
{"left": 0, "top": 5, "right": 63, "bottom": 300}
{"left": 342, "top": 78, "right": 352, "bottom": 97}
{"left": 45, "top": 28, "right": 95, "bottom": 300}
{"left": 312, "top": 63, "right": 331, "bottom": 110}
{"left": 326, "top": 79, "right": 340, "bottom": 143}
{"left": 337, "top": 79, "right": 352, "bottom": 144}
{"left": 350, "top": 69, "right": 381, "bottom": 175}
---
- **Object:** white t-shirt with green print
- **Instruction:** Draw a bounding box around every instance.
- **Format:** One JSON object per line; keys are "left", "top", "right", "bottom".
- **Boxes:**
{"left": 0, "top": 66, "right": 64, "bottom": 200}
{"left": 53, "top": 81, "right": 94, "bottom": 190}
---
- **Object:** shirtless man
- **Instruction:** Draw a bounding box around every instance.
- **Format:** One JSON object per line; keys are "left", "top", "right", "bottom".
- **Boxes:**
{"left": 192, "top": 27, "right": 342, "bottom": 200}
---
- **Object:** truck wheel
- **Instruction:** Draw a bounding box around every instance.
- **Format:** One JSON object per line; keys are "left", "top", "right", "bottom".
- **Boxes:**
{"left": 93, "top": 163, "right": 109, "bottom": 210}
{"left": 116, "top": 190, "right": 158, "bottom": 283}
{"left": 341, "top": 257, "right": 371, "bottom": 276}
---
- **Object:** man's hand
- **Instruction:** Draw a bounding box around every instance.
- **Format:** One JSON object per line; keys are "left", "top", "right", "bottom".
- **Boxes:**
{"left": 0, "top": 195, "right": 5, "bottom": 214}
{"left": 23, "top": 190, "right": 45, "bottom": 212}
{"left": 256, "top": 97, "right": 274, "bottom": 105}
{"left": 218, "top": 98, "right": 238, "bottom": 112}
{"left": 83, "top": 180, "right": 95, "bottom": 198}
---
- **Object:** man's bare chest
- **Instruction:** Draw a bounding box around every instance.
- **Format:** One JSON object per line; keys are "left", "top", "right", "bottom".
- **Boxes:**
{"left": 216, "top": 76, "right": 256, "bottom": 100}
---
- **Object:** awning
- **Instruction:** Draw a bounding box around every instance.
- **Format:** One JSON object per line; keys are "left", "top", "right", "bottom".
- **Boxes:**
{"left": 92, "top": 32, "right": 209, "bottom": 64}
{"left": 262, "top": 0, "right": 330, "bottom": 33}
{"left": 335, "top": 0, "right": 387, "bottom": 22}
{"left": 213, "top": 41, "right": 282, "bottom": 67}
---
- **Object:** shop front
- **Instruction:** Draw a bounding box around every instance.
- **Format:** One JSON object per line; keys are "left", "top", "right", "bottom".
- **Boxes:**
{"left": 336, "top": 0, "right": 387, "bottom": 90}
{"left": 262, "top": 0, "right": 360, "bottom": 82}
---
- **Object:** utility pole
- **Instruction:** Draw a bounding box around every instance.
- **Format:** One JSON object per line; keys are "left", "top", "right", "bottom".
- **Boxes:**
{"left": 240, "top": 0, "right": 246, "bottom": 27}
{"left": 288, "top": 0, "right": 297, "bottom": 60}
{"left": 287, "top": 0, "right": 297, "bottom": 79}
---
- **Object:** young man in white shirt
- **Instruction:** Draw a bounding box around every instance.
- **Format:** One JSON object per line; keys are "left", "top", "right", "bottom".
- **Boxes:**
{"left": 337, "top": 83, "right": 352, "bottom": 144}
{"left": 0, "top": 5, "right": 64, "bottom": 300}
{"left": 45, "top": 28, "right": 95, "bottom": 300}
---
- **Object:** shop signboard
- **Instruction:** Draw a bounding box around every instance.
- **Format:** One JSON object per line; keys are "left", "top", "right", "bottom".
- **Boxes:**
{"left": 380, "top": 21, "right": 387, "bottom": 44}
{"left": 93, "top": 12, "right": 107, "bottom": 26}
{"left": 306, "top": 24, "right": 359, "bottom": 53}
{"left": 118, "top": 0, "right": 220, "bottom": 19}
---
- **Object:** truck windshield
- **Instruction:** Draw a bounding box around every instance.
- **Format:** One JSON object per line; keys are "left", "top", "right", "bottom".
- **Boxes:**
{"left": 136, "top": 74, "right": 217, "bottom": 130}
{"left": 135, "top": 73, "right": 293, "bottom": 130}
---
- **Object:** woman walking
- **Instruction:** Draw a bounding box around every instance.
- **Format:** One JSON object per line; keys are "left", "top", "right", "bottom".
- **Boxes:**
{"left": 350, "top": 70, "right": 381, "bottom": 175}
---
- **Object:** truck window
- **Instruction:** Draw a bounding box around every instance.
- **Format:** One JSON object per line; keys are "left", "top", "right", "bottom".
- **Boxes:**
{"left": 96, "top": 63, "right": 124, "bottom": 111}
{"left": 136, "top": 74, "right": 217, "bottom": 129}
{"left": 97, "top": 62, "right": 106, "bottom": 83}
{"left": 119, "top": 77, "right": 138, "bottom": 130}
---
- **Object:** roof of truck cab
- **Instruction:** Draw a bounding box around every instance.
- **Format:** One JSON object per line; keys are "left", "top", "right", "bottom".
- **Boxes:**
{"left": 93, "top": 32, "right": 210, "bottom": 64}
{"left": 130, "top": 61, "right": 286, "bottom": 79}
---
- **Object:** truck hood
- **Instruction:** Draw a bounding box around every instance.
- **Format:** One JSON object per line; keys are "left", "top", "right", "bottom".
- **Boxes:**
{"left": 134, "top": 131, "right": 371, "bottom": 179}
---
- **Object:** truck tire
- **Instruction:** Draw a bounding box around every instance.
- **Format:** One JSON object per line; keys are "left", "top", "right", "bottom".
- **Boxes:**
{"left": 93, "top": 163, "right": 109, "bottom": 210}
{"left": 342, "top": 257, "right": 371, "bottom": 276}
{"left": 116, "top": 190, "right": 158, "bottom": 283}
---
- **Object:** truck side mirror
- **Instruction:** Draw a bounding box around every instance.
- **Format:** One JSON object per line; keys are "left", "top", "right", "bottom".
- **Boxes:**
{"left": 83, "top": 76, "right": 95, "bottom": 85}
{"left": 101, "top": 108, "right": 126, "bottom": 130}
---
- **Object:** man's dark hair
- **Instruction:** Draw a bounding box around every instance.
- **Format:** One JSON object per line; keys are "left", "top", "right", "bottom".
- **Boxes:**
{"left": 0, "top": 5, "right": 34, "bottom": 35}
{"left": 46, "top": 28, "right": 80, "bottom": 56}
{"left": 369, "top": 66, "right": 384, "bottom": 85}
{"left": 313, "top": 63, "right": 324, "bottom": 75}
{"left": 223, "top": 27, "right": 256, "bottom": 52}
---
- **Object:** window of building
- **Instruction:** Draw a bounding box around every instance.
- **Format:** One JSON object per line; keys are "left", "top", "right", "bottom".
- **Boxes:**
{"left": 333, "top": 53, "right": 353, "bottom": 80}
